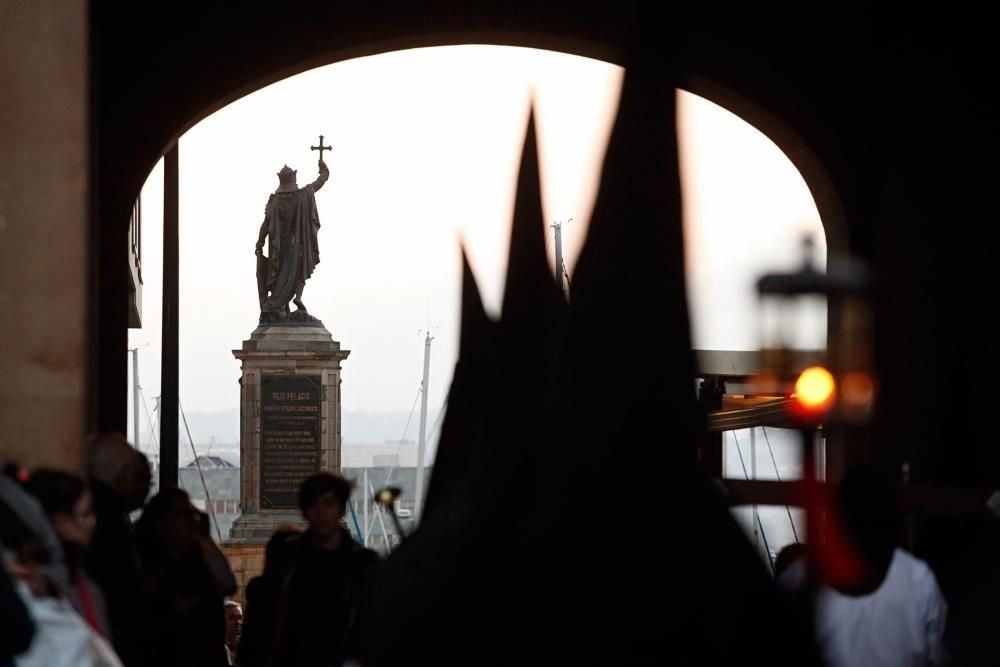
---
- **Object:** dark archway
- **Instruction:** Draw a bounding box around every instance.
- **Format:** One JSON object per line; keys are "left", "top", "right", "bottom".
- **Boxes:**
{"left": 75, "top": 10, "right": 1000, "bottom": 660}
{"left": 101, "top": 3, "right": 1000, "bottom": 494}
{"left": 94, "top": 8, "right": 859, "bottom": 439}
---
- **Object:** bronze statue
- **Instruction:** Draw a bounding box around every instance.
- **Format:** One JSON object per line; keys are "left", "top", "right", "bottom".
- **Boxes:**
{"left": 255, "top": 137, "right": 332, "bottom": 323}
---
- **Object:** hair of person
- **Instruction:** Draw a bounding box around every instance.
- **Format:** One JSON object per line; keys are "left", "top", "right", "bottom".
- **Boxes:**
{"left": 773, "top": 542, "right": 808, "bottom": 579}
{"left": 2, "top": 463, "right": 29, "bottom": 483}
{"left": 0, "top": 475, "right": 58, "bottom": 567}
{"left": 25, "top": 469, "right": 87, "bottom": 518}
{"left": 835, "top": 464, "right": 902, "bottom": 587}
{"left": 298, "top": 472, "right": 353, "bottom": 511}
{"left": 84, "top": 432, "right": 134, "bottom": 484}
{"left": 0, "top": 501, "right": 42, "bottom": 560}
{"left": 134, "top": 487, "right": 192, "bottom": 561}
{"left": 224, "top": 599, "right": 242, "bottom": 610}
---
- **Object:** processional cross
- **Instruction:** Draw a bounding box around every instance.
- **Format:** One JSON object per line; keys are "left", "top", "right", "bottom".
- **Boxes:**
{"left": 311, "top": 134, "right": 332, "bottom": 161}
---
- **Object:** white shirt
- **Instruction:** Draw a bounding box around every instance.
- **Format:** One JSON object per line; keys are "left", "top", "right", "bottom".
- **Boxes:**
{"left": 14, "top": 584, "right": 123, "bottom": 667}
{"left": 783, "top": 548, "right": 948, "bottom": 667}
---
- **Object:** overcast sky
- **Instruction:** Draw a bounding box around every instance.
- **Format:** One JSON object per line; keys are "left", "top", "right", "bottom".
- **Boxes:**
{"left": 127, "top": 45, "right": 824, "bottom": 451}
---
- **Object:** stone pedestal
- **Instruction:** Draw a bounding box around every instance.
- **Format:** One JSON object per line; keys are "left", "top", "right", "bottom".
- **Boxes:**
{"left": 229, "top": 322, "right": 349, "bottom": 542}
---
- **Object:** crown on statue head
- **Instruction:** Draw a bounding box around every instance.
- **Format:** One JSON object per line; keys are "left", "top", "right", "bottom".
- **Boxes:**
{"left": 277, "top": 165, "right": 297, "bottom": 185}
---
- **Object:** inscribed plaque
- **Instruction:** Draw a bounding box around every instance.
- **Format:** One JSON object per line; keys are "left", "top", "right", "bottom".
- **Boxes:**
{"left": 260, "top": 375, "right": 322, "bottom": 509}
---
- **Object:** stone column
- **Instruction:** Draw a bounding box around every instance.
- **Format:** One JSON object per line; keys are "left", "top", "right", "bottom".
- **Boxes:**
{"left": 229, "top": 323, "right": 349, "bottom": 542}
{"left": 1, "top": 4, "right": 88, "bottom": 469}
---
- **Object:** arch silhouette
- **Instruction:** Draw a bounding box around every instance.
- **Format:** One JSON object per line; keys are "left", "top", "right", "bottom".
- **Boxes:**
{"left": 95, "top": 11, "right": 854, "bottom": 437}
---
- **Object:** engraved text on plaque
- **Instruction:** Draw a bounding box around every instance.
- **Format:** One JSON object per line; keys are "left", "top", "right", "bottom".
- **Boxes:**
{"left": 260, "top": 375, "right": 322, "bottom": 509}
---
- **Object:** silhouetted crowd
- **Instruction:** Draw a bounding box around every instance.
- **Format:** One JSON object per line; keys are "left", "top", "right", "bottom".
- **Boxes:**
{"left": 1, "top": 434, "right": 375, "bottom": 667}
{"left": 5, "top": 433, "right": 1000, "bottom": 665}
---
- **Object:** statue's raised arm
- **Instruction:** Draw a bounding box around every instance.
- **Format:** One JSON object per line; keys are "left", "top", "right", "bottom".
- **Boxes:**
{"left": 310, "top": 159, "right": 330, "bottom": 193}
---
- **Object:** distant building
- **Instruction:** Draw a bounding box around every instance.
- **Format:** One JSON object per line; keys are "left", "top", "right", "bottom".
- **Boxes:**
{"left": 183, "top": 455, "right": 237, "bottom": 469}
{"left": 149, "top": 444, "right": 431, "bottom": 553}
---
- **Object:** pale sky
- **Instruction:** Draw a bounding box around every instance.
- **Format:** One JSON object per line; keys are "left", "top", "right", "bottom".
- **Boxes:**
{"left": 128, "top": 45, "right": 824, "bottom": 449}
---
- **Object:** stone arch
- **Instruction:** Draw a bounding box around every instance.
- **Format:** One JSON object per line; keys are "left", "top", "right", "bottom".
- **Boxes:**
{"left": 96, "top": 17, "right": 853, "bottom": 434}
{"left": 678, "top": 73, "right": 847, "bottom": 257}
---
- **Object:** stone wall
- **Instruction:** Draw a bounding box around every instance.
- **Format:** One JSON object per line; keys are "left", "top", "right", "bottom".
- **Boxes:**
{"left": 0, "top": 1, "right": 88, "bottom": 470}
{"left": 221, "top": 542, "right": 266, "bottom": 606}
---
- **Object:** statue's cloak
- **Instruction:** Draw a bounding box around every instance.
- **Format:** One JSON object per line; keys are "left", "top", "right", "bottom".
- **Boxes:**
{"left": 259, "top": 183, "right": 321, "bottom": 313}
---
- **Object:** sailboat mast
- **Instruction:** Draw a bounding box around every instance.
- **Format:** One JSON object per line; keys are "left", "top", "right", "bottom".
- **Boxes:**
{"left": 363, "top": 468, "right": 370, "bottom": 545}
{"left": 414, "top": 331, "right": 433, "bottom": 521}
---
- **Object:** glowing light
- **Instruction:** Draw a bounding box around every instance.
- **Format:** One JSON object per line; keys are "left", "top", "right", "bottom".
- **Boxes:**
{"left": 794, "top": 366, "right": 836, "bottom": 412}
